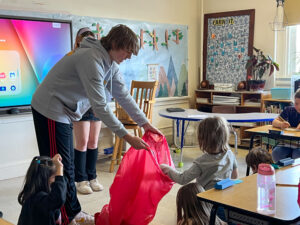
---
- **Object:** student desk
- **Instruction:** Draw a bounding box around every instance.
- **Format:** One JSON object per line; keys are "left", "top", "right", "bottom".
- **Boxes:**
{"left": 246, "top": 125, "right": 300, "bottom": 175}
{"left": 197, "top": 166, "right": 300, "bottom": 225}
{"left": 159, "top": 109, "right": 278, "bottom": 167}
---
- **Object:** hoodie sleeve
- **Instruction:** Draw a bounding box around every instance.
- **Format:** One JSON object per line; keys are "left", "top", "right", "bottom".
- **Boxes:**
{"left": 75, "top": 52, "right": 128, "bottom": 137}
{"left": 108, "top": 65, "right": 148, "bottom": 127}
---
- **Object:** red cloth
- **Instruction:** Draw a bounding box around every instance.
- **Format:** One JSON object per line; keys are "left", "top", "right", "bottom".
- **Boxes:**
{"left": 95, "top": 131, "right": 174, "bottom": 225}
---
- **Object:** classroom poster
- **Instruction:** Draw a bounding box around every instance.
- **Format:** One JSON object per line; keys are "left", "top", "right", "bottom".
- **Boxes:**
{"left": 203, "top": 10, "right": 255, "bottom": 87}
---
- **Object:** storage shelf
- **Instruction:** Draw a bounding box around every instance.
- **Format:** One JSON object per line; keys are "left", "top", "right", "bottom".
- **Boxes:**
{"left": 196, "top": 103, "right": 260, "bottom": 108}
{"left": 263, "top": 98, "right": 293, "bottom": 103}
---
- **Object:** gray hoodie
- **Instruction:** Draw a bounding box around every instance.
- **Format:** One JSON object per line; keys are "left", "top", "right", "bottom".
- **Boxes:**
{"left": 31, "top": 38, "right": 148, "bottom": 137}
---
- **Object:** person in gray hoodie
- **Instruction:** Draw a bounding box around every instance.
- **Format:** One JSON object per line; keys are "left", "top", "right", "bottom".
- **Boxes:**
{"left": 31, "top": 24, "right": 161, "bottom": 225}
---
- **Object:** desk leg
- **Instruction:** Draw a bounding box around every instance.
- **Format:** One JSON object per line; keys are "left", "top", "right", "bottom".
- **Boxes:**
{"left": 178, "top": 120, "right": 185, "bottom": 168}
{"left": 172, "top": 119, "right": 181, "bottom": 150}
{"left": 246, "top": 135, "right": 255, "bottom": 176}
{"left": 209, "top": 204, "right": 218, "bottom": 225}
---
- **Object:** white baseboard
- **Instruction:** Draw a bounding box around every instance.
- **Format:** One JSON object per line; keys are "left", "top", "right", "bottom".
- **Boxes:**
{"left": 0, "top": 159, "right": 32, "bottom": 180}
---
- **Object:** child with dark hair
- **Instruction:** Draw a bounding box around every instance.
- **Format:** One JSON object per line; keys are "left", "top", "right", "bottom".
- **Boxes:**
{"left": 177, "top": 183, "right": 226, "bottom": 225}
{"left": 17, "top": 154, "right": 66, "bottom": 225}
{"left": 271, "top": 89, "right": 300, "bottom": 162}
{"left": 246, "top": 147, "right": 273, "bottom": 174}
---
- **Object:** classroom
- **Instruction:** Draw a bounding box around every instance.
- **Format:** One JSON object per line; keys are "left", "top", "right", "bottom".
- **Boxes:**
{"left": 0, "top": 0, "right": 299, "bottom": 224}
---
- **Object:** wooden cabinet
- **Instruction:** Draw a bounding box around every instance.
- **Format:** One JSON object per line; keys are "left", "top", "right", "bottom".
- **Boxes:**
{"left": 195, "top": 89, "right": 271, "bottom": 113}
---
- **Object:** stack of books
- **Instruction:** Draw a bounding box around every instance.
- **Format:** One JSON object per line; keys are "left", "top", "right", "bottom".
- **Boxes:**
{"left": 244, "top": 99, "right": 261, "bottom": 107}
{"left": 212, "top": 95, "right": 240, "bottom": 105}
{"left": 196, "top": 98, "right": 209, "bottom": 103}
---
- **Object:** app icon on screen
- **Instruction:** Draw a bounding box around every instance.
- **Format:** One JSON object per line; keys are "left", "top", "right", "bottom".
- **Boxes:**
{"left": 9, "top": 71, "right": 16, "bottom": 80}
{"left": 0, "top": 86, "right": 6, "bottom": 91}
{"left": 0, "top": 50, "right": 21, "bottom": 96}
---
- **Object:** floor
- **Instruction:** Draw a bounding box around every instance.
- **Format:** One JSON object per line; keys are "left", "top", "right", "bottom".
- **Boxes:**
{"left": 0, "top": 146, "right": 249, "bottom": 225}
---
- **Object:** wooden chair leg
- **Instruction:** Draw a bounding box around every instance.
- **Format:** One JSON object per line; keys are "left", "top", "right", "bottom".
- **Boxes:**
{"left": 138, "top": 128, "right": 143, "bottom": 138}
{"left": 110, "top": 136, "right": 120, "bottom": 173}
{"left": 117, "top": 138, "right": 124, "bottom": 165}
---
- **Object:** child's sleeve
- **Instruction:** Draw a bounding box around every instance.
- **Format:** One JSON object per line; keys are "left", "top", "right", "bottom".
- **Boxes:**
{"left": 36, "top": 176, "right": 67, "bottom": 211}
{"left": 280, "top": 107, "right": 289, "bottom": 121}
{"left": 160, "top": 162, "right": 202, "bottom": 185}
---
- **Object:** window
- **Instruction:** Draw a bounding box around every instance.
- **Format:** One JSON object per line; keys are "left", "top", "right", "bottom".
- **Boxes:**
{"left": 286, "top": 25, "right": 300, "bottom": 77}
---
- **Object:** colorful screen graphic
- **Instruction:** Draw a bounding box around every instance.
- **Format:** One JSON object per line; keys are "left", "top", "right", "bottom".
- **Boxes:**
{"left": 0, "top": 16, "right": 72, "bottom": 108}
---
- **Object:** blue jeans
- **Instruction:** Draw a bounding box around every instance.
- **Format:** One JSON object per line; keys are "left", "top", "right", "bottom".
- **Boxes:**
{"left": 272, "top": 146, "right": 300, "bottom": 162}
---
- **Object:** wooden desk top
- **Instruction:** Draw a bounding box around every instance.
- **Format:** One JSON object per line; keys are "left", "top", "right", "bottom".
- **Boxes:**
{"left": 246, "top": 125, "right": 300, "bottom": 138}
{"left": 197, "top": 166, "right": 300, "bottom": 222}
{"left": 0, "top": 218, "right": 14, "bottom": 225}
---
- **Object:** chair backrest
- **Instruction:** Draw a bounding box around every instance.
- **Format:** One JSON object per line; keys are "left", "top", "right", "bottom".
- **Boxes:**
{"left": 115, "top": 80, "right": 158, "bottom": 123}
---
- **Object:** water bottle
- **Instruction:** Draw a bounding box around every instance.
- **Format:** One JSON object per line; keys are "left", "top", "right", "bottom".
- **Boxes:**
{"left": 257, "top": 163, "right": 276, "bottom": 214}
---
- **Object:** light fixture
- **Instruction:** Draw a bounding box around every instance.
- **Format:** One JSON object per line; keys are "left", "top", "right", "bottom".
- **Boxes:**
{"left": 270, "top": 0, "right": 288, "bottom": 31}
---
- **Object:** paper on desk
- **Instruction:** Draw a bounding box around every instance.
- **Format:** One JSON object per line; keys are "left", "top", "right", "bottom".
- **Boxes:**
{"left": 284, "top": 128, "right": 300, "bottom": 132}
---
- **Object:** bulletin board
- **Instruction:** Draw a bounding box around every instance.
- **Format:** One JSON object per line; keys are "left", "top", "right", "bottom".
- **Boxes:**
{"left": 203, "top": 9, "right": 255, "bottom": 86}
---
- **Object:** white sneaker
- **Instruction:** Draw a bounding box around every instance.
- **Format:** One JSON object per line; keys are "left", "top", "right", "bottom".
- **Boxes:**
{"left": 89, "top": 178, "right": 104, "bottom": 192}
{"left": 74, "top": 211, "right": 94, "bottom": 225}
{"left": 76, "top": 181, "right": 93, "bottom": 194}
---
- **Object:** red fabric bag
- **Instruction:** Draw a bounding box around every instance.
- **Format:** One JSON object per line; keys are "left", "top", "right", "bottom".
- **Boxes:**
{"left": 95, "top": 131, "right": 174, "bottom": 225}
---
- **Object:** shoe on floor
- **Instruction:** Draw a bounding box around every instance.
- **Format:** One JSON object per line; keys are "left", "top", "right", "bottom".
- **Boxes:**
{"left": 90, "top": 178, "right": 104, "bottom": 192}
{"left": 74, "top": 211, "right": 94, "bottom": 225}
{"left": 76, "top": 181, "right": 93, "bottom": 194}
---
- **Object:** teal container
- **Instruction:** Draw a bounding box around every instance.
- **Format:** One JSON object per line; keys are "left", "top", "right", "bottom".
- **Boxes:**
{"left": 271, "top": 88, "right": 292, "bottom": 100}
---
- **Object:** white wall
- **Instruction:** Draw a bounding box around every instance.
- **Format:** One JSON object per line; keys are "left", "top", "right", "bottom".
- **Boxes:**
{"left": 0, "top": 0, "right": 201, "bottom": 179}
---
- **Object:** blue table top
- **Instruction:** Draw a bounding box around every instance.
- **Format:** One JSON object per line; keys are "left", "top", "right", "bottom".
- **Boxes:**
{"left": 159, "top": 109, "right": 278, "bottom": 123}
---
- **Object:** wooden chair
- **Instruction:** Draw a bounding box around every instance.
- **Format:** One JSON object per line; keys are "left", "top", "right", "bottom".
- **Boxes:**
{"left": 109, "top": 80, "right": 158, "bottom": 172}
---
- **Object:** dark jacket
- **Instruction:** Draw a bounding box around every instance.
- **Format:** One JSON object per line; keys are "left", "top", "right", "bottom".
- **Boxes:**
{"left": 17, "top": 176, "right": 66, "bottom": 225}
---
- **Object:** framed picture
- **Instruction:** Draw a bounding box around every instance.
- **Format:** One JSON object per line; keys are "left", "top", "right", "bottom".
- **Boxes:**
{"left": 203, "top": 9, "right": 255, "bottom": 87}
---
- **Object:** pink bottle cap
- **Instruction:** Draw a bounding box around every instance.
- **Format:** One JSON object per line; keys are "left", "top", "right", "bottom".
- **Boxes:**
{"left": 258, "top": 163, "right": 275, "bottom": 175}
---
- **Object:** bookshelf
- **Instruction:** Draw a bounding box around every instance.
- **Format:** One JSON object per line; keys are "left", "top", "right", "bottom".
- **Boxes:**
{"left": 262, "top": 98, "right": 293, "bottom": 114}
{"left": 195, "top": 89, "right": 271, "bottom": 113}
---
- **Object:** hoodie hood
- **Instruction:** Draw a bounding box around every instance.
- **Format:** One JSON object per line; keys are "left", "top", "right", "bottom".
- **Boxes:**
{"left": 79, "top": 37, "right": 112, "bottom": 66}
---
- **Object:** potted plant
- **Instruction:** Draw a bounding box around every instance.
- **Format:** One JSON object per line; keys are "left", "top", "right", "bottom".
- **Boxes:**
{"left": 245, "top": 47, "right": 279, "bottom": 91}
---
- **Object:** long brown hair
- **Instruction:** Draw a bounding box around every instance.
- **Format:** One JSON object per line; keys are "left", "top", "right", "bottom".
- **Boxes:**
{"left": 177, "top": 183, "right": 226, "bottom": 225}
{"left": 18, "top": 156, "right": 56, "bottom": 205}
{"left": 100, "top": 24, "right": 139, "bottom": 55}
{"left": 198, "top": 116, "right": 230, "bottom": 154}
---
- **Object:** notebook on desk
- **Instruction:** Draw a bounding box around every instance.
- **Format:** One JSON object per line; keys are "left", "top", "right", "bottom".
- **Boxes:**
{"left": 284, "top": 127, "right": 300, "bottom": 132}
{"left": 166, "top": 108, "right": 185, "bottom": 112}
{"left": 276, "top": 165, "right": 300, "bottom": 187}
